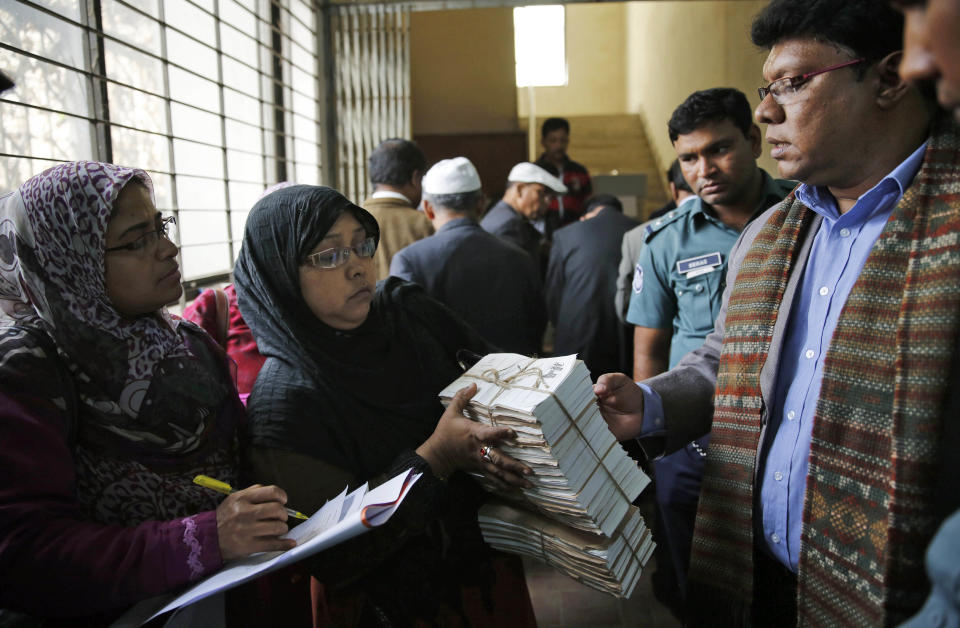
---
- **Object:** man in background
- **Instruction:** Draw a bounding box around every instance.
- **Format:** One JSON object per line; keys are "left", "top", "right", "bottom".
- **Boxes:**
{"left": 625, "top": 87, "right": 794, "bottom": 613}
{"left": 535, "top": 117, "right": 592, "bottom": 236}
{"left": 362, "top": 138, "right": 433, "bottom": 280}
{"left": 481, "top": 162, "right": 566, "bottom": 272}
{"left": 545, "top": 194, "right": 637, "bottom": 380}
{"left": 615, "top": 160, "right": 695, "bottom": 325}
{"left": 390, "top": 157, "right": 545, "bottom": 355}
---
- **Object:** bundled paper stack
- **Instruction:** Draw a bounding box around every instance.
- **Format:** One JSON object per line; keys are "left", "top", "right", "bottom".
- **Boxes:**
{"left": 478, "top": 501, "right": 655, "bottom": 598}
{"left": 439, "top": 353, "right": 654, "bottom": 597}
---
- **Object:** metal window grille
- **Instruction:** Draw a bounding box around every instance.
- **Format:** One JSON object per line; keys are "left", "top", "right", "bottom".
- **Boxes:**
{"left": 1, "top": 0, "right": 325, "bottom": 288}
{"left": 331, "top": 3, "right": 410, "bottom": 204}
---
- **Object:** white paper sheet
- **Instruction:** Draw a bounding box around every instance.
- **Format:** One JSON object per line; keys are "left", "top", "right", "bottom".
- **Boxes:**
{"left": 111, "top": 469, "right": 421, "bottom": 627}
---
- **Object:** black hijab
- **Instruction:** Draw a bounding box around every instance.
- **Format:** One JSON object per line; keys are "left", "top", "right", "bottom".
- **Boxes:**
{"left": 234, "top": 185, "right": 489, "bottom": 479}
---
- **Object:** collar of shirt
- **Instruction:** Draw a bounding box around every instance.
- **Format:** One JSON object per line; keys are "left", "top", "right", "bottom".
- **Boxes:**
{"left": 437, "top": 216, "right": 476, "bottom": 233}
{"left": 371, "top": 190, "right": 412, "bottom": 204}
{"left": 794, "top": 140, "right": 928, "bottom": 226}
{"left": 690, "top": 169, "right": 787, "bottom": 226}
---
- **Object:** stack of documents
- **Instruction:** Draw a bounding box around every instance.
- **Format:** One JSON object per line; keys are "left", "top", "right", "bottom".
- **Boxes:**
{"left": 438, "top": 353, "right": 654, "bottom": 596}
{"left": 478, "top": 501, "right": 655, "bottom": 598}
{"left": 439, "top": 353, "right": 650, "bottom": 537}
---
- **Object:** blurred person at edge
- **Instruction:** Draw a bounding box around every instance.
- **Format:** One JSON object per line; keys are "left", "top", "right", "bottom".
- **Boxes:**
{"left": 894, "top": 1, "right": 960, "bottom": 627}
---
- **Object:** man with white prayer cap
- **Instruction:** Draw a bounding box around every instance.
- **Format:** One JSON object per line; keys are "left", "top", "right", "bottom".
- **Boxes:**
{"left": 390, "top": 157, "right": 546, "bottom": 355}
{"left": 481, "top": 162, "right": 567, "bottom": 270}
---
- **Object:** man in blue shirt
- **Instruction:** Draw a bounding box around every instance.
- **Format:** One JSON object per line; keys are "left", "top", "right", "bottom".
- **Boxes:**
{"left": 625, "top": 87, "right": 794, "bottom": 612}
{"left": 595, "top": 0, "right": 958, "bottom": 625}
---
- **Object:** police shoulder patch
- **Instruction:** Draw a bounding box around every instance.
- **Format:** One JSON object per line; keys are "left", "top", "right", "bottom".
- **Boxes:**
{"left": 632, "top": 263, "right": 643, "bottom": 294}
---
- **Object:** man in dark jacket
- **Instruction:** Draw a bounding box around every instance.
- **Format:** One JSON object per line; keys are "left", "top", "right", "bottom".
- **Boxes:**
{"left": 391, "top": 157, "right": 546, "bottom": 355}
{"left": 481, "top": 162, "right": 566, "bottom": 273}
{"left": 545, "top": 194, "right": 638, "bottom": 380}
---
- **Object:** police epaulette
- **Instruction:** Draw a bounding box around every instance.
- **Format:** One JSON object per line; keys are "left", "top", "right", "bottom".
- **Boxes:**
{"left": 643, "top": 209, "right": 684, "bottom": 242}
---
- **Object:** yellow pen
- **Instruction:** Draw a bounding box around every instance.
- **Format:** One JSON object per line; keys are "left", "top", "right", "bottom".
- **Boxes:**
{"left": 193, "top": 475, "right": 309, "bottom": 520}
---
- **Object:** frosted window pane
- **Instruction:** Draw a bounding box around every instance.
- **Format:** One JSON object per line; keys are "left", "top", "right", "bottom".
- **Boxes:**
{"left": 111, "top": 126, "right": 170, "bottom": 172}
{"left": 105, "top": 40, "right": 165, "bottom": 95}
{"left": 225, "top": 119, "right": 261, "bottom": 152}
{"left": 169, "top": 67, "right": 219, "bottom": 113}
{"left": 178, "top": 210, "right": 228, "bottom": 245}
{"left": 108, "top": 83, "right": 167, "bottom": 135}
{"left": 223, "top": 57, "right": 259, "bottom": 93}
{"left": 294, "top": 162, "right": 318, "bottom": 185}
{"left": 176, "top": 176, "right": 226, "bottom": 211}
{"left": 226, "top": 150, "right": 263, "bottom": 183}
{"left": 164, "top": 0, "right": 214, "bottom": 43}
{"left": 173, "top": 139, "right": 223, "bottom": 178}
{"left": 0, "top": 157, "right": 63, "bottom": 194}
{"left": 3, "top": 55, "right": 88, "bottom": 116}
{"left": 221, "top": 0, "right": 256, "bottom": 32}
{"left": 0, "top": 4, "right": 85, "bottom": 70}
{"left": 1, "top": 105, "right": 93, "bottom": 162}
{"left": 224, "top": 88, "right": 261, "bottom": 126}
{"left": 146, "top": 172, "right": 174, "bottom": 209}
{"left": 166, "top": 28, "right": 217, "bottom": 78}
{"left": 228, "top": 183, "right": 263, "bottom": 211}
{"left": 171, "top": 103, "right": 222, "bottom": 145}
{"left": 103, "top": 0, "right": 161, "bottom": 56}
{"left": 229, "top": 209, "right": 250, "bottom": 239}
{"left": 180, "top": 242, "right": 230, "bottom": 279}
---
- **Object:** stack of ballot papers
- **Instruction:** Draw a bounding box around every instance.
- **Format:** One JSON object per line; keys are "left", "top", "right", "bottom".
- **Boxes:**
{"left": 439, "top": 353, "right": 650, "bottom": 536}
{"left": 438, "top": 353, "right": 654, "bottom": 597}
{"left": 478, "top": 501, "right": 655, "bottom": 598}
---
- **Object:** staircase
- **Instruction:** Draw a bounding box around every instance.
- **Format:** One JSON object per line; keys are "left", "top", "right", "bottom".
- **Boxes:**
{"left": 520, "top": 114, "right": 669, "bottom": 219}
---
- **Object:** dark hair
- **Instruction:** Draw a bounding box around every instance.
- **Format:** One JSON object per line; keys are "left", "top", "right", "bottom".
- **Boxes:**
{"left": 584, "top": 193, "right": 623, "bottom": 214}
{"left": 541, "top": 117, "right": 570, "bottom": 139}
{"left": 667, "top": 159, "right": 692, "bottom": 194}
{"left": 425, "top": 190, "right": 483, "bottom": 214}
{"left": 368, "top": 138, "right": 426, "bottom": 186}
{"left": 751, "top": 0, "right": 903, "bottom": 70}
{"left": 668, "top": 88, "right": 753, "bottom": 143}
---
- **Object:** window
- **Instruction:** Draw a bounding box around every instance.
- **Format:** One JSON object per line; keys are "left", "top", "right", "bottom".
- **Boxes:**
{"left": 1, "top": 0, "right": 324, "bottom": 284}
{"left": 513, "top": 5, "right": 566, "bottom": 88}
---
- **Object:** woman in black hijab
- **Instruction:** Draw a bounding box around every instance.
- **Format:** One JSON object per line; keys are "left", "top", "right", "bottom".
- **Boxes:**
{"left": 234, "top": 185, "right": 537, "bottom": 626}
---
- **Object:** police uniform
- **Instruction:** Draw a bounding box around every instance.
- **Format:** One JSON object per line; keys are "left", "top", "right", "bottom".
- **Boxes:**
{"left": 626, "top": 170, "right": 795, "bottom": 598}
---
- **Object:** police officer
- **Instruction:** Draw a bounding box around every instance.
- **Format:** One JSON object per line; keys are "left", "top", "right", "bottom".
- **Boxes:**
{"left": 625, "top": 87, "right": 794, "bottom": 611}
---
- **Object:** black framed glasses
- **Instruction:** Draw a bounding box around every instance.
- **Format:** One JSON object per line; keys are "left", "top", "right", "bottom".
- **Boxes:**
{"left": 303, "top": 236, "right": 377, "bottom": 269}
{"left": 758, "top": 58, "right": 865, "bottom": 105}
{"left": 105, "top": 215, "right": 176, "bottom": 254}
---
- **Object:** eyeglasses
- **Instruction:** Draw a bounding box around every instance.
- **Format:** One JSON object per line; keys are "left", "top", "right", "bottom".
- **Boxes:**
{"left": 758, "top": 58, "right": 865, "bottom": 105}
{"left": 303, "top": 236, "right": 377, "bottom": 269}
{"left": 105, "top": 215, "right": 176, "bottom": 254}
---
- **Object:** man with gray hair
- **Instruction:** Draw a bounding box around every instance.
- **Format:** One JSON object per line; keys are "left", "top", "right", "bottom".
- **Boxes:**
{"left": 390, "top": 157, "right": 545, "bottom": 355}
{"left": 481, "top": 162, "right": 567, "bottom": 270}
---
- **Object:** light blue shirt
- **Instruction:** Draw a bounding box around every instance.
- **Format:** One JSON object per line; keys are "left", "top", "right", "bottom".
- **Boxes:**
{"left": 637, "top": 141, "right": 928, "bottom": 570}
{"left": 760, "top": 140, "right": 928, "bottom": 570}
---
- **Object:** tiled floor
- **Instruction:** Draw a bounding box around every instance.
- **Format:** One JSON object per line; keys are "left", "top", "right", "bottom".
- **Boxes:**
{"left": 523, "top": 557, "right": 680, "bottom": 628}
{"left": 521, "top": 492, "right": 681, "bottom": 628}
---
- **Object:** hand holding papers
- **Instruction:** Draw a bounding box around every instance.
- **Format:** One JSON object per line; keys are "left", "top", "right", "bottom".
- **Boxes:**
{"left": 439, "top": 353, "right": 655, "bottom": 598}
{"left": 113, "top": 469, "right": 422, "bottom": 627}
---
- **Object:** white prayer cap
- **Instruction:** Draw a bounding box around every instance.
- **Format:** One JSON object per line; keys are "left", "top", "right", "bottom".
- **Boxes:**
{"left": 422, "top": 157, "right": 482, "bottom": 195}
{"left": 507, "top": 162, "right": 568, "bottom": 194}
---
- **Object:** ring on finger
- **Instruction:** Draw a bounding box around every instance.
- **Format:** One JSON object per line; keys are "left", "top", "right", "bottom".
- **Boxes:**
{"left": 479, "top": 445, "right": 493, "bottom": 464}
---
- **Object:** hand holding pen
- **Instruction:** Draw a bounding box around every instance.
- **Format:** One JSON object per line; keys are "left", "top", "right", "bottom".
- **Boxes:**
{"left": 195, "top": 476, "right": 301, "bottom": 560}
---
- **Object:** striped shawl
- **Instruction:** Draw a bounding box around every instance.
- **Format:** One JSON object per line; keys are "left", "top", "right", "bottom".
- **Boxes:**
{"left": 687, "top": 116, "right": 960, "bottom": 626}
